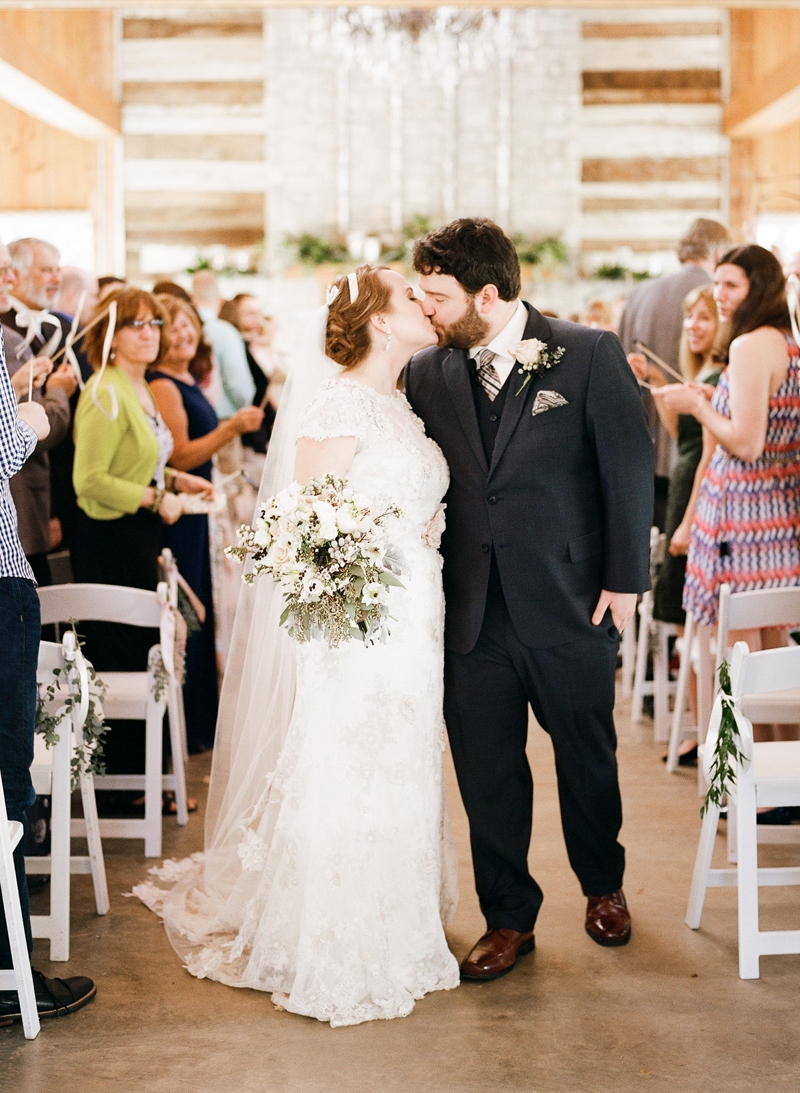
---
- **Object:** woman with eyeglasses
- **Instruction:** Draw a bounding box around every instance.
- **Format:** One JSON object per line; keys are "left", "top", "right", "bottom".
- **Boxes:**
{"left": 71, "top": 287, "right": 210, "bottom": 812}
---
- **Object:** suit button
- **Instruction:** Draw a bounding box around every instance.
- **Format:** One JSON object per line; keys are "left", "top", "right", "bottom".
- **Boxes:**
{"left": 488, "top": 496, "right": 498, "bottom": 504}
{"left": 481, "top": 544, "right": 490, "bottom": 554}
{"left": 489, "top": 414, "right": 498, "bottom": 422}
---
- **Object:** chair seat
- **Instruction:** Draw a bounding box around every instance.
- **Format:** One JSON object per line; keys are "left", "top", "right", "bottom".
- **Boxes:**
{"left": 101, "top": 671, "right": 151, "bottom": 719}
{"left": 753, "top": 741, "right": 800, "bottom": 808}
{"left": 8, "top": 820, "right": 23, "bottom": 852}
{"left": 742, "top": 688, "right": 800, "bottom": 724}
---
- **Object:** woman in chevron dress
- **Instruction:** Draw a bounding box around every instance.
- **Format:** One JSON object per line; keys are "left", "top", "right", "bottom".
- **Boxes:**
{"left": 653, "top": 245, "right": 800, "bottom": 644}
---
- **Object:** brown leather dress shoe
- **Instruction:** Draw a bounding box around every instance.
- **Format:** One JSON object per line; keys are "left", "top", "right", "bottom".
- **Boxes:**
{"left": 585, "top": 889, "right": 631, "bottom": 947}
{"left": 460, "top": 928, "right": 535, "bottom": 981}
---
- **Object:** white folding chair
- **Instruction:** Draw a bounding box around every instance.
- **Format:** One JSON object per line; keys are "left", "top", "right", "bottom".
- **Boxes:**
{"left": 158, "top": 549, "right": 190, "bottom": 759}
{"left": 27, "top": 634, "right": 109, "bottom": 961}
{"left": 665, "top": 614, "right": 714, "bottom": 783}
{"left": 686, "top": 641, "right": 800, "bottom": 979}
{"left": 38, "top": 583, "right": 188, "bottom": 858}
{"left": 0, "top": 774, "right": 39, "bottom": 1038}
{"left": 631, "top": 590, "right": 677, "bottom": 742}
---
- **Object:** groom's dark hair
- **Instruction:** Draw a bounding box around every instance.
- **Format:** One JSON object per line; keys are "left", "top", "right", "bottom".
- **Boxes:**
{"left": 413, "top": 218, "right": 521, "bottom": 301}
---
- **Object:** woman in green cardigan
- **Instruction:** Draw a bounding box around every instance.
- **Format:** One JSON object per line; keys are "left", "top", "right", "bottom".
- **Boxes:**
{"left": 72, "top": 286, "right": 211, "bottom": 802}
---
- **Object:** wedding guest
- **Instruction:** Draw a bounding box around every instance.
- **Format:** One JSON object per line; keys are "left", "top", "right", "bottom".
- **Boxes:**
{"left": 72, "top": 288, "right": 209, "bottom": 807}
{"left": 0, "top": 239, "right": 69, "bottom": 355}
{"left": 98, "top": 275, "right": 125, "bottom": 302}
{"left": 0, "top": 327, "right": 96, "bottom": 1026}
{"left": 151, "top": 282, "right": 214, "bottom": 386}
{"left": 191, "top": 272, "right": 254, "bottom": 420}
{"left": 218, "top": 294, "right": 281, "bottom": 452}
{"left": 148, "top": 294, "right": 263, "bottom": 751}
{"left": 583, "top": 299, "right": 616, "bottom": 332}
{"left": 655, "top": 245, "right": 800, "bottom": 759}
{"left": 619, "top": 219, "right": 730, "bottom": 525}
{"left": 0, "top": 238, "right": 77, "bottom": 574}
{"left": 631, "top": 285, "right": 722, "bottom": 763}
{"left": 56, "top": 267, "right": 98, "bottom": 329}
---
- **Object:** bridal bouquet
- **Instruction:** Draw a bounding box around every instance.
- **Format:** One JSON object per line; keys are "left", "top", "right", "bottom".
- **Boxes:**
{"left": 226, "top": 475, "right": 403, "bottom": 647}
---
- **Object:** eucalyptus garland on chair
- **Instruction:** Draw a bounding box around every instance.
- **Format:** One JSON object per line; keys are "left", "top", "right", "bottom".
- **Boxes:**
{"left": 36, "top": 621, "right": 109, "bottom": 788}
{"left": 701, "top": 659, "right": 747, "bottom": 817}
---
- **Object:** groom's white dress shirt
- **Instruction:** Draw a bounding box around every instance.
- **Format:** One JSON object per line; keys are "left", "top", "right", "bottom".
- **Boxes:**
{"left": 469, "top": 298, "right": 528, "bottom": 388}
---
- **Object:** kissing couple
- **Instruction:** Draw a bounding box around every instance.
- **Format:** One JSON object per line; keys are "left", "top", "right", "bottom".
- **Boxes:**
{"left": 136, "top": 218, "right": 654, "bottom": 1027}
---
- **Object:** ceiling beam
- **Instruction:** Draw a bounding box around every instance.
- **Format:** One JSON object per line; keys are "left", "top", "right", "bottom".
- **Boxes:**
{"left": 1, "top": 0, "right": 799, "bottom": 8}
{"left": 0, "top": 16, "right": 120, "bottom": 139}
{"left": 724, "top": 47, "right": 800, "bottom": 137}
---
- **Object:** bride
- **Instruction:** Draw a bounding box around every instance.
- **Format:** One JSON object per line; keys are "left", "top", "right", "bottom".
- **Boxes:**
{"left": 135, "top": 265, "right": 460, "bottom": 1026}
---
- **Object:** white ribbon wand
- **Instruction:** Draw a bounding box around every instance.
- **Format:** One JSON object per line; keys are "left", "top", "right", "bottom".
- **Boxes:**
{"left": 634, "top": 340, "right": 686, "bottom": 384}
{"left": 62, "top": 291, "right": 87, "bottom": 391}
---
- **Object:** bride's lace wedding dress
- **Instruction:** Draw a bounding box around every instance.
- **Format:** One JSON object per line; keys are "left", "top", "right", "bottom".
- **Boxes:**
{"left": 135, "top": 377, "right": 460, "bottom": 1027}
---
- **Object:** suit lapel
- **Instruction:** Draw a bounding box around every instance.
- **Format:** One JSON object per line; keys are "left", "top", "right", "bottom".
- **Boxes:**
{"left": 441, "top": 348, "right": 488, "bottom": 475}
{"left": 489, "top": 304, "right": 553, "bottom": 476}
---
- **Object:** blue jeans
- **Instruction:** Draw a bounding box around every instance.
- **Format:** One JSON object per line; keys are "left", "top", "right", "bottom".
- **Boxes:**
{"left": 0, "top": 577, "right": 39, "bottom": 968}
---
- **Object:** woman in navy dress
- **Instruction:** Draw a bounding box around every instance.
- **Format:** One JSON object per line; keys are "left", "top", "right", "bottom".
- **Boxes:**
{"left": 149, "top": 295, "right": 264, "bottom": 750}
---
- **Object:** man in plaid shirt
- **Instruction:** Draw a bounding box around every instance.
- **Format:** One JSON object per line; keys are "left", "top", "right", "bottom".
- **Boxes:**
{"left": 0, "top": 324, "right": 96, "bottom": 1026}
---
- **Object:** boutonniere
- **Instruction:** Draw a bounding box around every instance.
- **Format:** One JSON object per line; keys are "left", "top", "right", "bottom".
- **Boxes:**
{"left": 511, "top": 339, "right": 566, "bottom": 396}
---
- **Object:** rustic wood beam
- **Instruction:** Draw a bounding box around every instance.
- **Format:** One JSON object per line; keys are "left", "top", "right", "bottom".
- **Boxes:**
{"left": 724, "top": 48, "right": 800, "bottom": 137}
{"left": 0, "top": 16, "right": 120, "bottom": 138}
{"left": 2, "top": 0, "right": 800, "bottom": 9}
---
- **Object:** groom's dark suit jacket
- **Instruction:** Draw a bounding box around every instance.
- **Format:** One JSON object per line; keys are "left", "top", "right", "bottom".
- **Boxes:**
{"left": 405, "top": 303, "right": 654, "bottom": 654}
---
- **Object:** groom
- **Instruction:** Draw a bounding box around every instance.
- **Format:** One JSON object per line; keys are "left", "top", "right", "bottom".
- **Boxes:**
{"left": 405, "top": 219, "right": 653, "bottom": 980}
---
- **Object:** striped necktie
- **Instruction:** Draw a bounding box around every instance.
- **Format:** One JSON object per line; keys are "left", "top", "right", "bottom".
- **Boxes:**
{"left": 474, "top": 348, "right": 502, "bottom": 401}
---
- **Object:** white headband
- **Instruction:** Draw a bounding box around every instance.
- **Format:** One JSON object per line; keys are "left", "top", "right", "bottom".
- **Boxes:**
{"left": 348, "top": 271, "right": 359, "bottom": 304}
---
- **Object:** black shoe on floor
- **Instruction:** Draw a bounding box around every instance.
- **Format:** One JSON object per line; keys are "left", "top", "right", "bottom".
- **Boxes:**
{"left": 662, "top": 743, "right": 698, "bottom": 766}
{"left": 0, "top": 970, "right": 96, "bottom": 1026}
{"left": 756, "top": 807, "right": 795, "bottom": 826}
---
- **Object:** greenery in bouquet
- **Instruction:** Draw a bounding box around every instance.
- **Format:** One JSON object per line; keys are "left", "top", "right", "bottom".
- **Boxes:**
{"left": 226, "top": 475, "right": 404, "bottom": 647}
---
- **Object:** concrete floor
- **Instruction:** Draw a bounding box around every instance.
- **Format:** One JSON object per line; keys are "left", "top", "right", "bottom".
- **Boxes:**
{"left": 3, "top": 689, "right": 800, "bottom": 1093}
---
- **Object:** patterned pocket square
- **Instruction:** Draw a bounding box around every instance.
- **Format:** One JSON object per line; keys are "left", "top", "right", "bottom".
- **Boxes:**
{"left": 531, "top": 390, "right": 569, "bottom": 416}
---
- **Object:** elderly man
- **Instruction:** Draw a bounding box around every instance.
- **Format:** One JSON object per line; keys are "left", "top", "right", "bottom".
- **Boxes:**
{"left": 0, "top": 239, "right": 70, "bottom": 357}
{"left": 0, "top": 326, "right": 96, "bottom": 1026}
{"left": 0, "top": 240, "right": 75, "bottom": 582}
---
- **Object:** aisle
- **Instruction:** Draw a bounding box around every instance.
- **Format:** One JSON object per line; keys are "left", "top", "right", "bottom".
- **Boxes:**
{"left": 4, "top": 689, "right": 799, "bottom": 1093}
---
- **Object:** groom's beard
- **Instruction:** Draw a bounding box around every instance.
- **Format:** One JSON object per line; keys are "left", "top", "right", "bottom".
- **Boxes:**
{"left": 434, "top": 297, "right": 490, "bottom": 349}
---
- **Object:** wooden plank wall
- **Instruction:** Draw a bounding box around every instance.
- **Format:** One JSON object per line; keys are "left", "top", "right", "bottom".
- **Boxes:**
{"left": 580, "top": 7, "right": 725, "bottom": 269}
{"left": 120, "top": 10, "right": 266, "bottom": 274}
{"left": 728, "top": 8, "right": 800, "bottom": 239}
{"left": 0, "top": 10, "right": 114, "bottom": 215}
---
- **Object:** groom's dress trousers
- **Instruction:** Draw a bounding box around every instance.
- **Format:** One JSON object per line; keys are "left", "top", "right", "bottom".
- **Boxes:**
{"left": 406, "top": 305, "right": 654, "bottom": 933}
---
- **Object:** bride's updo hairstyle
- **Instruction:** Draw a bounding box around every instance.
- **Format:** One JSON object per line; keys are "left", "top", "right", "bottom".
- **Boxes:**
{"left": 325, "top": 264, "right": 392, "bottom": 369}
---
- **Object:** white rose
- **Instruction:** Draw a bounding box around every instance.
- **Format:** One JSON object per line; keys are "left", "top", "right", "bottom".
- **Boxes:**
{"left": 336, "top": 506, "right": 358, "bottom": 535}
{"left": 312, "top": 500, "right": 338, "bottom": 541}
{"left": 253, "top": 526, "right": 271, "bottom": 548}
{"left": 422, "top": 506, "right": 446, "bottom": 549}
{"left": 266, "top": 542, "right": 292, "bottom": 569}
{"left": 511, "top": 338, "right": 546, "bottom": 366}
{"left": 278, "top": 513, "right": 298, "bottom": 538}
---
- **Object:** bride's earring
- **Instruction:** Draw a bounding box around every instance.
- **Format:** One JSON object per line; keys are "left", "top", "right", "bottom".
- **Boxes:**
{"left": 384, "top": 325, "right": 393, "bottom": 353}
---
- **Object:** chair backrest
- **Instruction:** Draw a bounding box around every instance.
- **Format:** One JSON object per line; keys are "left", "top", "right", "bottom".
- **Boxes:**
{"left": 730, "top": 640, "right": 800, "bottom": 704}
{"left": 38, "top": 583, "right": 162, "bottom": 629}
{"left": 718, "top": 585, "right": 800, "bottom": 666}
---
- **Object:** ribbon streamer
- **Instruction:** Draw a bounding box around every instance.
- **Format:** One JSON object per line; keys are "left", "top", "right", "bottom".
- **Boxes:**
{"left": 634, "top": 340, "right": 686, "bottom": 384}
{"left": 9, "top": 296, "right": 63, "bottom": 358}
{"left": 62, "top": 291, "right": 87, "bottom": 390}
{"left": 90, "top": 300, "right": 119, "bottom": 421}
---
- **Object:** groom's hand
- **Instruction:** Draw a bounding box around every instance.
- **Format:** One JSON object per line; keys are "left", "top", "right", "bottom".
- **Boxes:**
{"left": 592, "top": 590, "right": 637, "bottom": 633}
